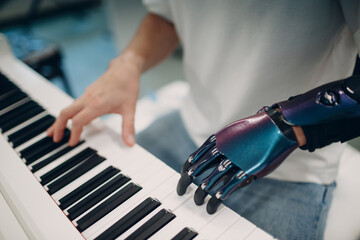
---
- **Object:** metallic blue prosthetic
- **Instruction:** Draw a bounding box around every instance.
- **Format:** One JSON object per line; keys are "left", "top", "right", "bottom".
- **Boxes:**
{"left": 177, "top": 109, "right": 298, "bottom": 214}
{"left": 177, "top": 75, "right": 360, "bottom": 214}
{"left": 276, "top": 75, "right": 360, "bottom": 125}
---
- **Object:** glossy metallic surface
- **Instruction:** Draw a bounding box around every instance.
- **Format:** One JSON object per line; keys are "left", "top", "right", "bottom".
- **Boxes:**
{"left": 278, "top": 77, "right": 360, "bottom": 126}
{"left": 215, "top": 112, "right": 298, "bottom": 178}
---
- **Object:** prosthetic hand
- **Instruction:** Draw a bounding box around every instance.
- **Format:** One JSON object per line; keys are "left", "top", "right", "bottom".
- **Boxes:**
{"left": 177, "top": 75, "right": 360, "bottom": 214}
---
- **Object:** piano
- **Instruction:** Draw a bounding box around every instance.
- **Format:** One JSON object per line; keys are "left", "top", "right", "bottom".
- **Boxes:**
{"left": 0, "top": 34, "right": 273, "bottom": 240}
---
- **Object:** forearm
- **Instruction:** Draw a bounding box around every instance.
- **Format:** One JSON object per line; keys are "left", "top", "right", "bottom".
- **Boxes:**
{"left": 117, "top": 13, "right": 179, "bottom": 73}
{"left": 280, "top": 75, "right": 360, "bottom": 151}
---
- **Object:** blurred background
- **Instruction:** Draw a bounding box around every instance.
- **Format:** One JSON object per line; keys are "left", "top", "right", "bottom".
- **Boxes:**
{"left": 0, "top": 0, "right": 184, "bottom": 98}
{"left": 0, "top": 0, "right": 359, "bottom": 150}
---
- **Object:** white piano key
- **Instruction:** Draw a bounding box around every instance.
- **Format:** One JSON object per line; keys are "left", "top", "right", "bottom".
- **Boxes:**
{"left": 115, "top": 205, "right": 164, "bottom": 240}
{"left": 57, "top": 156, "right": 168, "bottom": 211}
{"left": 14, "top": 130, "right": 48, "bottom": 154}
{"left": 28, "top": 141, "right": 69, "bottom": 169}
{"left": 61, "top": 156, "right": 166, "bottom": 212}
{"left": 63, "top": 171, "right": 124, "bottom": 213}
{"left": 87, "top": 172, "right": 179, "bottom": 239}
{"left": 245, "top": 228, "right": 274, "bottom": 240}
{"left": 33, "top": 143, "right": 89, "bottom": 178}
{"left": 170, "top": 195, "right": 224, "bottom": 230}
{"left": 51, "top": 160, "right": 112, "bottom": 200}
{"left": 148, "top": 215, "right": 189, "bottom": 240}
{"left": 95, "top": 142, "right": 159, "bottom": 177}
{"left": 72, "top": 181, "right": 135, "bottom": 224}
{"left": 44, "top": 155, "right": 109, "bottom": 193}
{"left": 88, "top": 175, "right": 179, "bottom": 240}
{"left": 162, "top": 188, "right": 194, "bottom": 211}
{"left": 83, "top": 191, "right": 146, "bottom": 239}
{"left": 217, "top": 217, "right": 257, "bottom": 240}
{"left": 195, "top": 207, "right": 241, "bottom": 240}
{"left": 130, "top": 159, "right": 167, "bottom": 184}
{"left": 150, "top": 196, "right": 241, "bottom": 240}
{"left": 84, "top": 165, "right": 176, "bottom": 239}
{"left": 116, "top": 187, "right": 195, "bottom": 240}
{"left": 83, "top": 167, "right": 177, "bottom": 238}
{"left": 4, "top": 111, "right": 47, "bottom": 138}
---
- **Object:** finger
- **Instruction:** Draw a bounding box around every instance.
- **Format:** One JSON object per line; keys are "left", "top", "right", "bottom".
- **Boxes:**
{"left": 181, "top": 135, "right": 216, "bottom": 174}
{"left": 200, "top": 159, "right": 237, "bottom": 191}
{"left": 52, "top": 101, "right": 84, "bottom": 142}
{"left": 188, "top": 146, "right": 225, "bottom": 177}
{"left": 189, "top": 135, "right": 216, "bottom": 163}
{"left": 68, "top": 107, "right": 102, "bottom": 146}
{"left": 206, "top": 171, "right": 253, "bottom": 215}
{"left": 194, "top": 159, "right": 237, "bottom": 205}
{"left": 46, "top": 124, "right": 54, "bottom": 137}
{"left": 177, "top": 146, "right": 224, "bottom": 196}
{"left": 176, "top": 173, "right": 194, "bottom": 196}
{"left": 214, "top": 170, "right": 254, "bottom": 201}
{"left": 121, "top": 109, "right": 135, "bottom": 146}
{"left": 69, "top": 124, "right": 83, "bottom": 147}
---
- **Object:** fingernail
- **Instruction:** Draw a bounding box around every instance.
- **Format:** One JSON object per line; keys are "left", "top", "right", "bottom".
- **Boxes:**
{"left": 127, "top": 134, "right": 135, "bottom": 145}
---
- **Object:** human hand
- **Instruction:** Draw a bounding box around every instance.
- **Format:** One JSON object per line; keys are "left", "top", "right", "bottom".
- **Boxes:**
{"left": 47, "top": 54, "right": 142, "bottom": 147}
{"left": 177, "top": 109, "right": 300, "bottom": 214}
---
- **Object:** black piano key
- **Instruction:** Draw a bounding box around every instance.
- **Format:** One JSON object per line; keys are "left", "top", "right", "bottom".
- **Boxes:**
{"left": 172, "top": 227, "right": 199, "bottom": 240}
{"left": 47, "top": 154, "right": 106, "bottom": 195}
{"left": 0, "top": 88, "right": 17, "bottom": 99}
{"left": 8, "top": 115, "right": 55, "bottom": 147}
{"left": 0, "top": 88, "right": 17, "bottom": 101}
{"left": 40, "top": 147, "right": 97, "bottom": 185}
{"left": 0, "top": 80, "right": 15, "bottom": 90}
{"left": 0, "top": 87, "right": 20, "bottom": 101}
{"left": 19, "top": 128, "right": 68, "bottom": 155}
{"left": 94, "top": 197, "right": 161, "bottom": 240}
{"left": 0, "top": 77, "right": 17, "bottom": 95}
{"left": 67, "top": 174, "right": 131, "bottom": 221}
{"left": 31, "top": 141, "right": 84, "bottom": 173}
{"left": 0, "top": 72, "right": 17, "bottom": 88}
{"left": 0, "top": 105, "right": 44, "bottom": 133}
{"left": 59, "top": 166, "right": 119, "bottom": 210}
{"left": 0, "top": 89, "right": 28, "bottom": 111}
{"left": 125, "top": 209, "right": 176, "bottom": 240}
{"left": 0, "top": 100, "right": 40, "bottom": 125}
{"left": 21, "top": 131, "right": 71, "bottom": 164}
{"left": 76, "top": 183, "right": 142, "bottom": 232}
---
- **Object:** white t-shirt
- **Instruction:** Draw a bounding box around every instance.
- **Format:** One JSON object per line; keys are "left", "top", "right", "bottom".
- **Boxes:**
{"left": 143, "top": 0, "right": 360, "bottom": 184}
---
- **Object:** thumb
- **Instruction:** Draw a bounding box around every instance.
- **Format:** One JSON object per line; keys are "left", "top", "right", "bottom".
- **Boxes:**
{"left": 122, "top": 110, "right": 136, "bottom": 146}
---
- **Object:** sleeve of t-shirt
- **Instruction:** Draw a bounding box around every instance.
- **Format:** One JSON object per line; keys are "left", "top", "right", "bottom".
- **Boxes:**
{"left": 338, "top": 0, "right": 360, "bottom": 54}
{"left": 142, "top": 0, "right": 173, "bottom": 23}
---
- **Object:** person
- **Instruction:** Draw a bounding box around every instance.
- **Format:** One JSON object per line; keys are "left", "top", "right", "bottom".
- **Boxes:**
{"left": 47, "top": 1, "right": 360, "bottom": 239}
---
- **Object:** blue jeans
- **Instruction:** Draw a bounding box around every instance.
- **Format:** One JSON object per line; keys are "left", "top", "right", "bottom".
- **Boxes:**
{"left": 136, "top": 111, "right": 335, "bottom": 240}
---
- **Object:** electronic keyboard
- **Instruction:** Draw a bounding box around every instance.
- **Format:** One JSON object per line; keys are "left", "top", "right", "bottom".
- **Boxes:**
{"left": 0, "top": 34, "right": 273, "bottom": 240}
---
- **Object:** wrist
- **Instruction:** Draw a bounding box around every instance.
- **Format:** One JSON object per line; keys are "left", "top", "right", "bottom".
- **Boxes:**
{"left": 113, "top": 50, "right": 145, "bottom": 74}
{"left": 292, "top": 126, "right": 307, "bottom": 146}
{"left": 268, "top": 108, "right": 306, "bottom": 146}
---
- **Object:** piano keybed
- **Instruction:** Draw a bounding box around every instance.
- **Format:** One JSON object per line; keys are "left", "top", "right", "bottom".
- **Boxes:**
{"left": 0, "top": 45, "right": 273, "bottom": 240}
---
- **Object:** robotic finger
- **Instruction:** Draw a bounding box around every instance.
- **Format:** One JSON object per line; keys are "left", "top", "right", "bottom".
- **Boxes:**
{"left": 177, "top": 144, "right": 225, "bottom": 196}
{"left": 194, "top": 159, "right": 238, "bottom": 205}
{"left": 207, "top": 171, "right": 255, "bottom": 214}
{"left": 181, "top": 135, "right": 216, "bottom": 174}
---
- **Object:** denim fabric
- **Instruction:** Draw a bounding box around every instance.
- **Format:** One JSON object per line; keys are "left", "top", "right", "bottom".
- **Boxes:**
{"left": 136, "top": 111, "right": 335, "bottom": 240}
